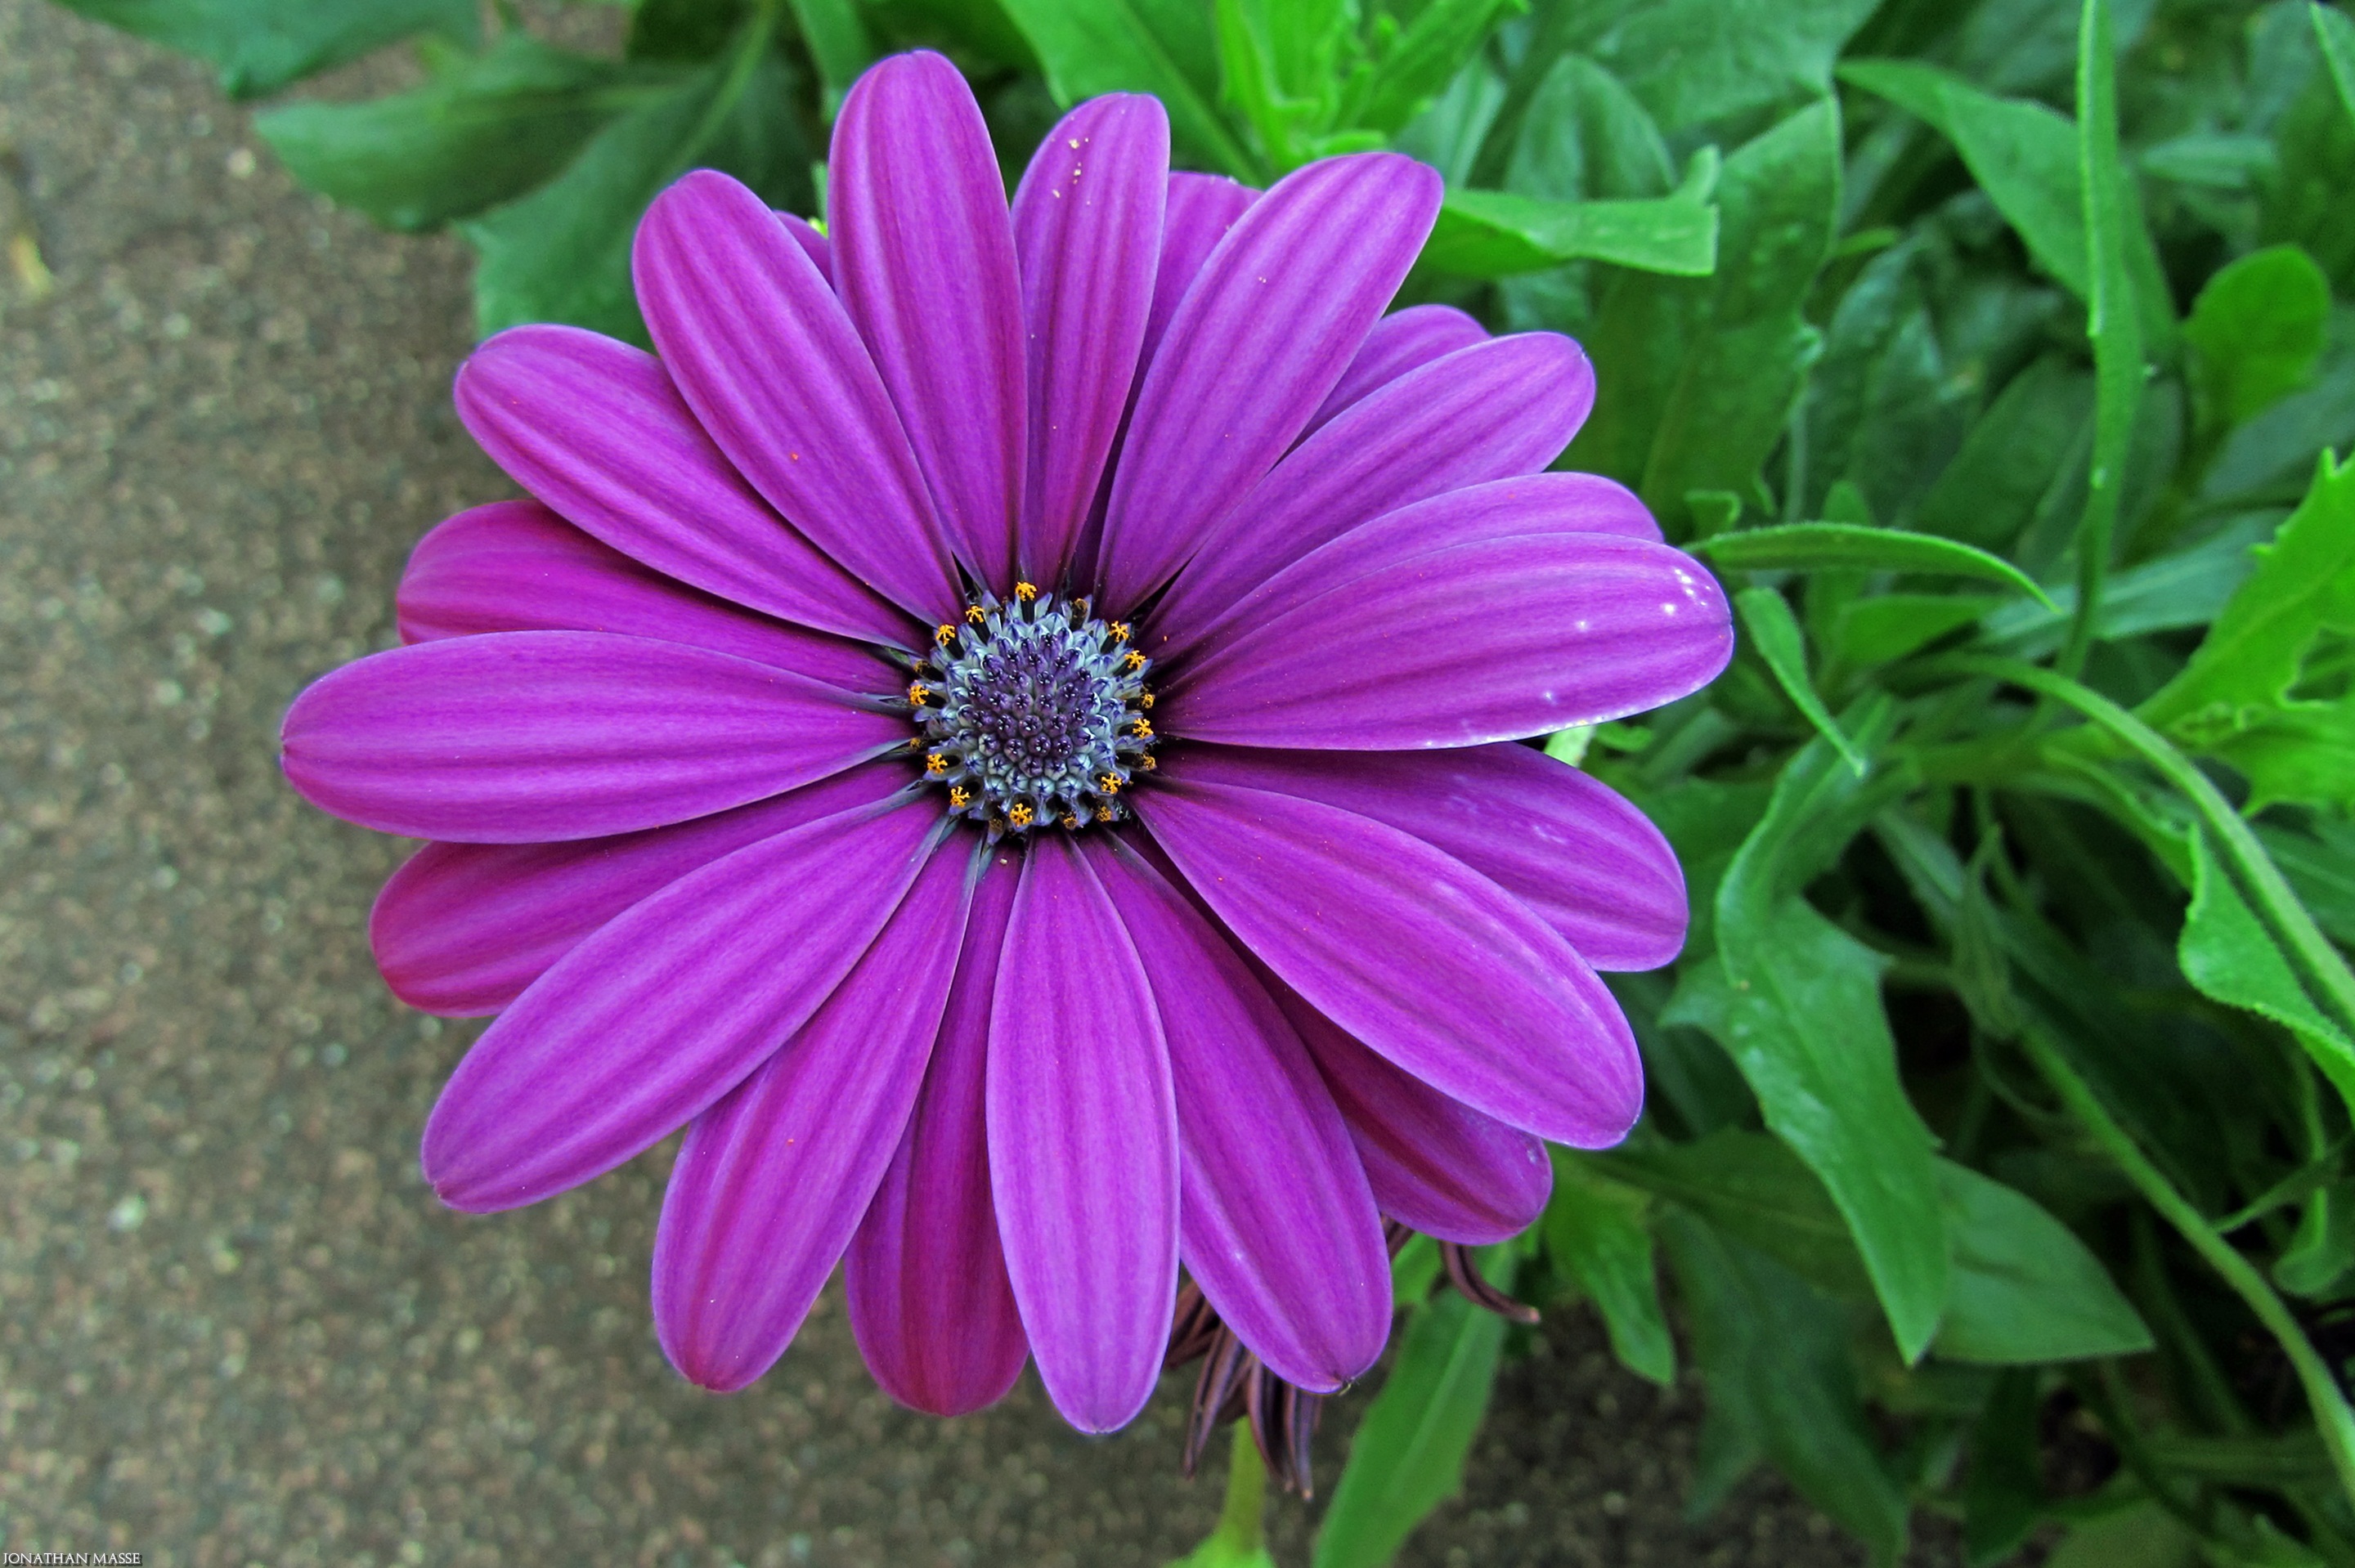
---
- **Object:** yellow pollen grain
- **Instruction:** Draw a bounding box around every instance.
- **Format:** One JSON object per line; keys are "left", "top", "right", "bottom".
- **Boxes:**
{"left": 1097, "top": 773, "right": 1122, "bottom": 794}
{"left": 1139, "top": 755, "right": 1157, "bottom": 771}
{"left": 1014, "top": 581, "right": 1038, "bottom": 601}
{"left": 1061, "top": 814, "right": 1079, "bottom": 830}
{"left": 965, "top": 604, "right": 986, "bottom": 623}
{"left": 949, "top": 786, "right": 971, "bottom": 809}
{"left": 935, "top": 624, "right": 956, "bottom": 644}
{"left": 1124, "top": 652, "right": 1146, "bottom": 672}
{"left": 1133, "top": 719, "right": 1153, "bottom": 737}
{"left": 1094, "top": 806, "right": 1116, "bottom": 822}
{"left": 1140, "top": 692, "right": 1155, "bottom": 709}
{"left": 925, "top": 753, "right": 948, "bottom": 776}
{"left": 1009, "top": 804, "right": 1034, "bottom": 827}
{"left": 1110, "top": 622, "right": 1131, "bottom": 642}
{"left": 906, "top": 681, "right": 929, "bottom": 705}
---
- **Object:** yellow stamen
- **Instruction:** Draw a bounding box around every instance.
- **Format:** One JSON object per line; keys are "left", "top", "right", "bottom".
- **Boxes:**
{"left": 1140, "top": 692, "right": 1155, "bottom": 709}
{"left": 949, "top": 786, "right": 971, "bottom": 809}
{"left": 1110, "top": 621, "right": 1131, "bottom": 642}
{"left": 1094, "top": 805, "right": 1117, "bottom": 822}
{"left": 1139, "top": 755, "right": 1157, "bottom": 771}
{"left": 965, "top": 604, "right": 987, "bottom": 624}
{"left": 1061, "top": 814, "right": 1079, "bottom": 830}
{"left": 924, "top": 753, "right": 949, "bottom": 777}
{"left": 1133, "top": 719, "right": 1153, "bottom": 737}
{"left": 1014, "top": 581, "right": 1038, "bottom": 601}
{"left": 1097, "top": 773, "right": 1122, "bottom": 795}
{"left": 1123, "top": 652, "right": 1146, "bottom": 673}
{"left": 1008, "top": 804, "right": 1034, "bottom": 828}
{"left": 935, "top": 623, "right": 957, "bottom": 645}
{"left": 907, "top": 681, "right": 930, "bottom": 706}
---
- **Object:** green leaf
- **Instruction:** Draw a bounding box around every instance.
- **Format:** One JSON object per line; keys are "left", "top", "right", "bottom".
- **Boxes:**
{"left": 1693, "top": 522, "right": 2056, "bottom": 605}
{"left": 2185, "top": 244, "right": 2331, "bottom": 432}
{"left": 2181, "top": 825, "right": 2355, "bottom": 1082}
{"left": 1421, "top": 150, "right": 1719, "bottom": 280}
{"left": 1979, "top": 512, "right": 2272, "bottom": 659}
{"left": 56, "top": 0, "right": 478, "bottom": 98}
{"left": 626, "top": 0, "right": 747, "bottom": 60}
{"left": 1312, "top": 1282, "right": 1512, "bottom": 1568}
{"left": 1601, "top": 1130, "right": 1873, "bottom": 1300}
{"left": 1840, "top": 58, "right": 2088, "bottom": 293}
{"left": 2276, "top": 1178, "right": 2355, "bottom": 1298}
{"left": 1696, "top": 716, "right": 1949, "bottom": 1364}
{"left": 1568, "top": 99, "right": 1841, "bottom": 531}
{"left": 997, "top": 0, "right": 1256, "bottom": 177}
{"left": 2313, "top": 2, "right": 2355, "bottom": 131}
{"left": 785, "top": 0, "right": 877, "bottom": 118}
{"left": 1544, "top": 1151, "right": 1675, "bottom": 1386}
{"left": 1916, "top": 356, "right": 2093, "bottom": 553}
{"left": 1390, "top": 1230, "right": 1442, "bottom": 1307}
{"left": 1343, "top": 0, "right": 1522, "bottom": 138}
{"left": 1799, "top": 239, "right": 1969, "bottom": 526}
{"left": 2140, "top": 451, "right": 2355, "bottom": 805}
{"left": 1962, "top": 1370, "right": 2044, "bottom": 1568}
{"left": 461, "top": 41, "right": 810, "bottom": 344}
{"left": 1573, "top": 0, "right": 1882, "bottom": 139}
{"left": 254, "top": 34, "right": 652, "bottom": 233}
{"left": 1661, "top": 1213, "right": 1909, "bottom": 1562}
{"left": 1829, "top": 594, "right": 2001, "bottom": 667}
{"left": 2258, "top": 818, "right": 2355, "bottom": 948}
{"left": 2043, "top": 1503, "right": 2199, "bottom": 1568}
{"left": 1933, "top": 1163, "right": 2152, "bottom": 1364}
{"left": 1734, "top": 586, "right": 1864, "bottom": 775}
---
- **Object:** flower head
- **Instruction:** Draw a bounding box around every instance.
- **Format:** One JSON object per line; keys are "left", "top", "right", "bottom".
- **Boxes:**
{"left": 279, "top": 52, "right": 1731, "bottom": 1438}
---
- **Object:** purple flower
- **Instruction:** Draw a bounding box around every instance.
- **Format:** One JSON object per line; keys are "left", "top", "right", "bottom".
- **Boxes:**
{"left": 278, "top": 52, "right": 1731, "bottom": 1436}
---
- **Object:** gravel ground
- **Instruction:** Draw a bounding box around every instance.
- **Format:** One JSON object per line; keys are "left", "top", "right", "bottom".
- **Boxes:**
{"left": 0, "top": 6, "right": 1975, "bottom": 1563}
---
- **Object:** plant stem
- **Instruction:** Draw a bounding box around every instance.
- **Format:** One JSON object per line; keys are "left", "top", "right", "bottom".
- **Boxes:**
{"left": 2021, "top": 1024, "right": 2355, "bottom": 1509}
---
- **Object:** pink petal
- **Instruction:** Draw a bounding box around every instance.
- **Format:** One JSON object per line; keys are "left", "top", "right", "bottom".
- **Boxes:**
{"left": 419, "top": 798, "right": 945, "bottom": 1212}
{"left": 1092, "top": 836, "right": 1388, "bottom": 1391}
{"left": 633, "top": 169, "right": 963, "bottom": 623}
{"left": 453, "top": 325, "right": 907, "bottom": 646}
{"left": 1011, "top": 94, "right": 1169, "bottom": 585}
{"left": 988, "top": 834, "right": 1177, "bottom": 1432}
{"left": 653, "top": 836, "right": 976, "bottom": 1391}
{"left": 1303, "top": 303, "right": 1488, "bottom": 435}
{"left": 280, "top": 631, "right": 907, "bottom": 843}
{"left": 831, "top": 52, "right": 1027, "bottom": 592}
{"left": 846, "top": 845, "right": 1029, "bottom": 1416}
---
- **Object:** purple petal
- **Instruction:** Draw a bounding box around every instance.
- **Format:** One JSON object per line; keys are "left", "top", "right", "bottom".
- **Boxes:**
{"left": 281, "top": 631, "right": 907, "bottom": 843}
{"left": 1096, "top": 153, "right": 1443, "bottom": 611}
{"left": 1165, "top": 532, "right": 1730, "bottom": 750}
{"left": 1271, "top": 979, "right": 1553, "bottom": 1245}
{"left": 846, "top": 846, "right": 1029, "bottom": 1416}
{"left": 421, "top": 797, "right": 944, "bottom": 1212}
{"left": 1165, "top": 743, "right": 1685, "bottom": 971}
{"left": 1143, "top": 172, "right": 1255, "bottom": 369}
{"left": 1147, "top": 334, "right": 1597, "bottom": 653}
{"left": 1303, "top": 304, "right": 1488, "bottom": 435}
{"left": 1011, "top": 95, "right": 1169, "bottom": 585}
{"left": 454, "top": 325, "right": 907, "bottom": 646}
{"left": 370, "top": 762, "right": 918, "bottom": 1017}
{"left": 831, "top": 53, "right": 1027, "bottom": 592}
{"left": 397, "top": 500, "right": 894, "bottom": 692}
{"left": 988, "top": 834, "right": 1177, "bottom": 1432}
{"left": 1091, "top": 836, "right": 1388, "bottom": 1391}
{"left": 1133, "top": 770, "right": 1644, "bottom": 1148}
{"left": 633, "top": 169, "right": 963, "bottom": 623}
{"left": 653, "top": 836, "right": 975, "bottom": 1392}
{"left": 778, "top": 210, "right": 832, "bottom": 281}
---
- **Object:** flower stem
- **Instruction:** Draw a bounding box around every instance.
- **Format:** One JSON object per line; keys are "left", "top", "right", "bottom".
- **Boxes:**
{"left": 2019, "top": 1024, "right": 2355, "bottom": 1510}
{"left": 1168, "top": 1422, "right": 1274, "bottom": 1568}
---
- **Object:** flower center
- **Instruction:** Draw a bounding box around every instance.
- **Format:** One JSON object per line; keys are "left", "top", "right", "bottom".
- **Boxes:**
{"left": 908, "top": 584, "right": 1158, "bottom": 838}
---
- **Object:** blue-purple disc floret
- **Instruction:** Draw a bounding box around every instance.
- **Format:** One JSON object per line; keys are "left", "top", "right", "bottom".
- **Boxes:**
{"left": 909, "top": 585, "right": 1157, "bottom": 837}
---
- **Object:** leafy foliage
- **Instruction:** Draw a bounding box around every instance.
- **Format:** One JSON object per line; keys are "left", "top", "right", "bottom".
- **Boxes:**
{"left": 57, "top": 0, "right": 2355, "bottom": 1561}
